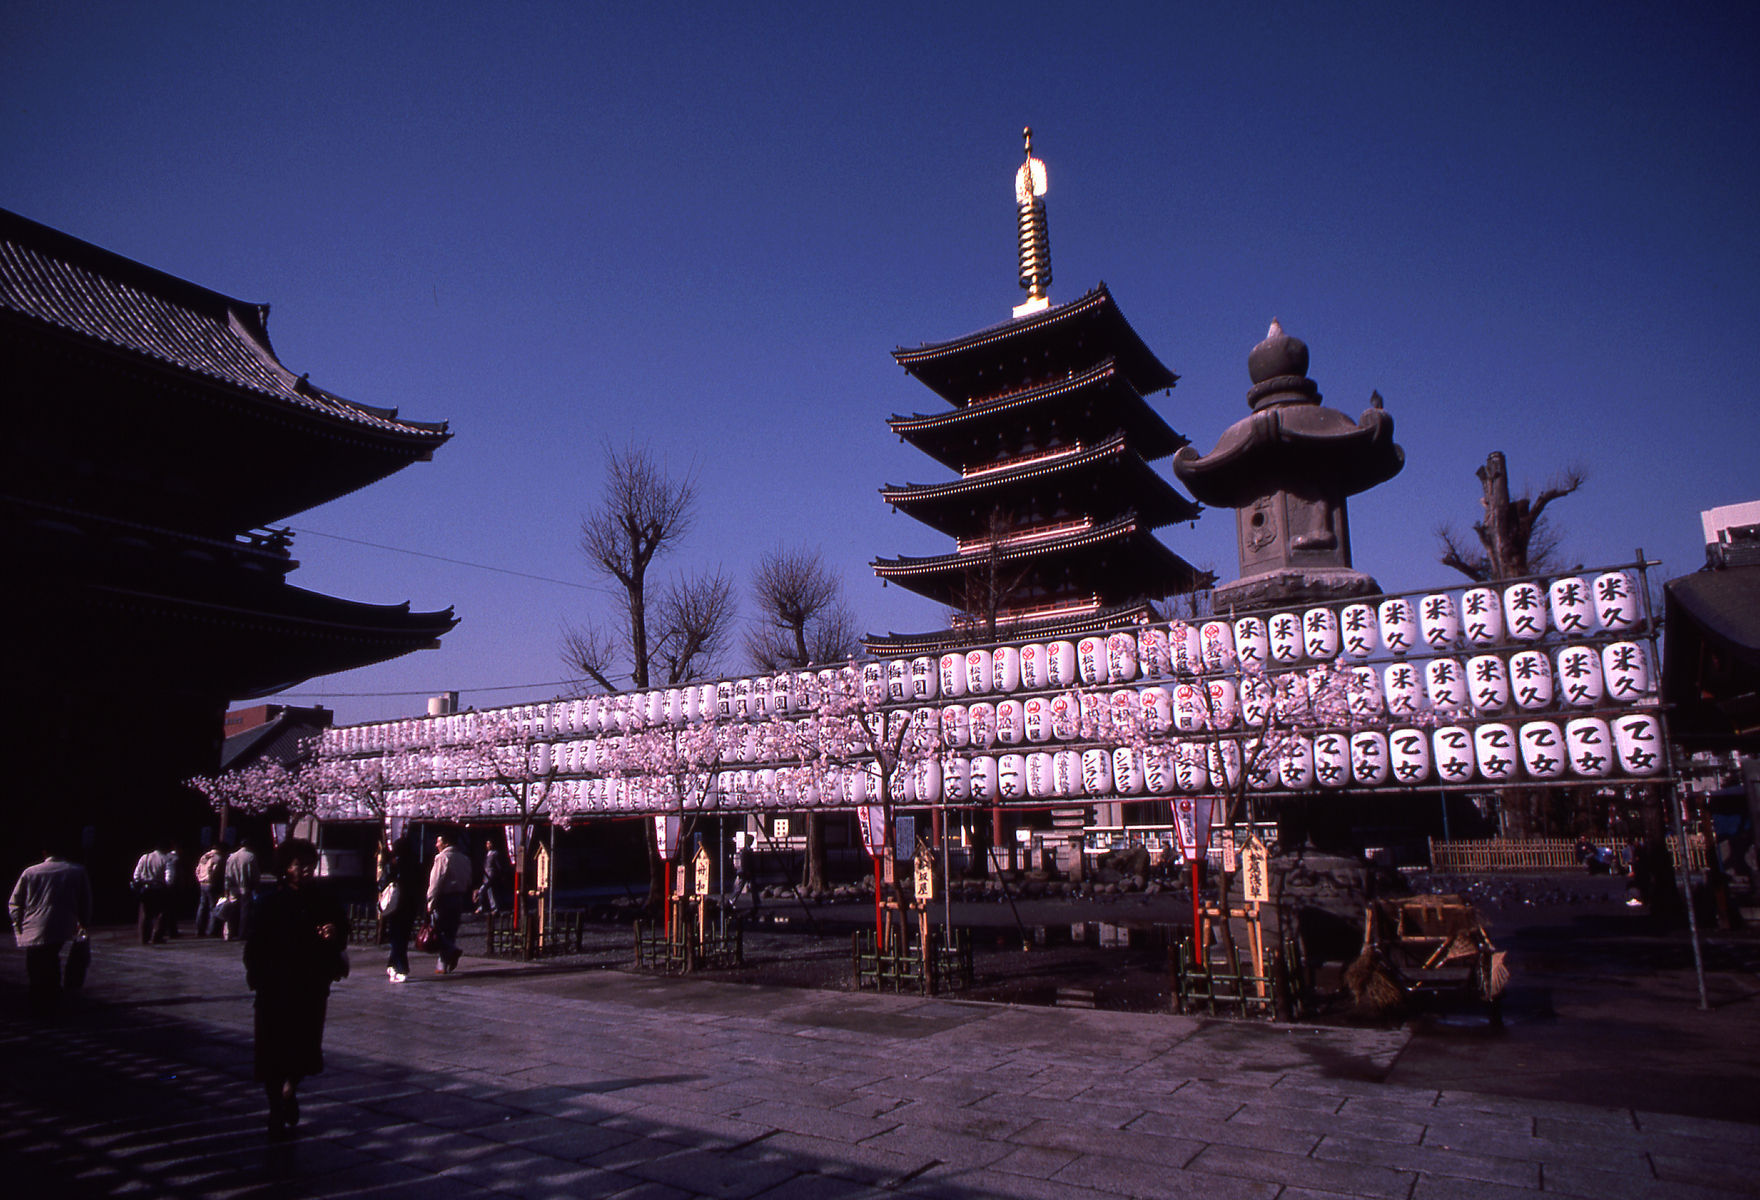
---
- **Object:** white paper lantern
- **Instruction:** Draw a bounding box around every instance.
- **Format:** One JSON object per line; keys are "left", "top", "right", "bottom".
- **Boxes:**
{"left": 1350, "top": 731, "right": 1390, "bottom": 785}
{"left": 1594, "top": 571, "right": 1642, "bottom": 632}
{"left": 1018, "top": 644, "right": 1047, "bottom": 690}
{"left": 1473, "top": 723, "right": 1520, "bottom": 782}
{"left": 1163, "top": 622, "right": 1199, "bottom": 676}
{"left": 1556, "top": 645, "right": 1605, "bottom": 707}
{"left": 1112, "top": 747, "right": 1145, "bottom": 794}
{"left": 966, "top": 648, "right": 995, "bottom": 695}
{"left": 1026, "top": 752, "right": 1055, "bottom": 798}
{"left": 1379, "top": 598, "right": 1420, "bottom": 655}
{"left": 995, "top": 699, "right": 1025, "bottom": 745}
{"left": 1297, "top": 607, "right": 1338, "bottom": 660}
{"left": 1145, "top": 745, "right": 1178, "bottom": 795}
{"left": 970, "top": 755, "right": 999, "bottom": 802}
{"left": 1206, "top": 678, "right": 1241, "bottom": 729}
{"left": 1207, "top": 740, "right": 1244, "bottom": 789}
{"left": 741, "top": 724, "right": 762, "bottom": 763}
{"left": 881, "top": 659, "right": 904, "bottom": 705}
{"left": 941, "top": 755, "right": 970, "bottom": 802}
{"left": 1548, "top": 576, "right": 1595, "bottom": 637}
{"left": 1267, "top": 611, "right": 1303, "bottom": 663}
{"left": 1382, "top": 661, "right": 1424, "bottom": 716}
{"left": 1047, "top": 641, "right": 1078, "bottom": 687}
{"left": 1431, "top": 726, "right": 1475, "bottom": 783}
{"left": 993, "top": 646, "right": 1022, "bottom": 692}
{"left": 1459, "top": 587, "right": 1504, "bottom": 646}
{"left": 914, "top": 758, "right": 942, "bottom": 804}
{"left": 1611, "top": 713, "right": 1664, "bottom": 776}
{"left": 1273, "top": 672, "right": 1309, "bottom": 723}
{"left": 1466, "top": 654, "right": 1511, "bottom": 713}
{"left": 997, "top": 753, "right": 1027, "bottom": 800}
{"left": 1140, "top": 686, "right": 1173, "bottom": 734}
{"left": 1505, "top": 649, "right": 1554, "bottom": 710}
{"left": 1565, "top": 717, "right": 1614, "bottom": 778}
{"left": 938, "top": 653, "right": 966, "bottom": 700}
{"left": 1172, "top": 683, "right": 1208, "bottom": 732}
{"left": 1347, "top": 665, "right": 1385, "bottom": 718}
{"left": 1419, "top": 594, "right": 1462, "bottom": 650}
{"left": 1137, "top": 625, "right": 1171, "bottom": 677}
{"left": 752, "top": 679, "right": 774, "bottom": 721}
{"left": 1425, "top": 658, "right": 1469, "bottom": 714}
{"left": 967, "top": 701, "right": 997, "bottom": 749}
{"left": 1231, "top": 617, "right": 1269, "bottom": 672}
{"left": 1107, "top": 689, "right": 1137, "bottom": 739}
{"left": 1278, "top": 736, "right": 1316, "bottom": 789}
{"left": 1517, "top": 720, "right": 1567, "bottom": 779}
{"left": 1601, "top": 642, "right": 1651, "bottom": 702}
{"left": 1338, "top": 603, "right": 1378, "bottom": 659}
{"left": 1196, "top": 620, "right": 1235, "bottom": 671}
{"left": 1076, "top": 636, "right": 1107, "bottom": 685}
{"left": 1023, "top": 696, "right": 1052, "bottom": 743}
{"left": 941, "top": 704, "right": 970, "bottom": 748}
{"left": 1502, "top": 582, "right": 1547, "bottom": 641}
{"left": 1312, "top": 732, "right": 1350, "bottom": 788}
{"left": 648, "top": 691, "right": 669, "bottom": 727}
{"left": 1240, "top": 674, "right": 1274, "bottom": 727}
{"left": 1081, "top": 748, "right": 1113, "bottom": 796}
{"left": 1107, "top": 632, "right": 1141, "bottom": 682}
{"left": 1049, "top": 691, "right": 1080, "bottom": 741}
{"left": 910, "top": 657, "right": 938, "bottom": 702}
{"left": 697, "top": 684, "right": 716, "bottom": 723}
{"left": 1389, "top": 728, "right": 1432, "bottom": 784}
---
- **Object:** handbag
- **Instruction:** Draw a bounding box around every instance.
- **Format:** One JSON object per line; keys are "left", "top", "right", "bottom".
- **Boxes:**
{"left": 414, "top": 920, "right": 436, "bottom": 952}
{"left": 378, "top": 881, "right": 402, "bottom": 915}
{"left": 65, "top": 932, "right": 91, "bottom": 991}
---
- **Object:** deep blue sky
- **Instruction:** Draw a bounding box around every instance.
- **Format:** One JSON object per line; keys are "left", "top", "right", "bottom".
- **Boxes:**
{"left": 6, "top": 3, "right": 1755, "bottom": 724}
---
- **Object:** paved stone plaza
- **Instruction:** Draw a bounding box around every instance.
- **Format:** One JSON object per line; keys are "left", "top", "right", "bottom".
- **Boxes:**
{"left": 2, "top": 929, "right": 1755, "bottom": 1199}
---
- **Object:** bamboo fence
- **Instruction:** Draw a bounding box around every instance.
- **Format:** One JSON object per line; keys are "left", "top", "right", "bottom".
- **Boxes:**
{"left": 1427, "top": 835, "right": 1707, "bottom": 873}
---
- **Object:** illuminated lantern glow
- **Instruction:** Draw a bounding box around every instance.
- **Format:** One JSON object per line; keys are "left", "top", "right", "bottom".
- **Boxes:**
{"left": 1388, "top": 727, "right": 1432, "bottom": 784}
{"left": 1548, "top": 576, "right": 1594, "bottom": 637}
{"left": 967, "top": 701, "right": 997, "bottom": 749}
{"left": 1502, "top": 582, "right": 1547, "bottom": 641}
{"left": 993, "top": 646, "right": 1022, "bottom": 692}
{"left": 1612, "top": 713, "right": 1663, "bottom": 776}
{"left": 1601, "top": 642, "right": 1651, "bottom": 702}
{"left": 1556, "top": 645, "right": 1605, "bottom": 707}
{"left": 1077, "top": 636, "right": 1107, "bottom": 685}
{"left": 1312, "top": 732, "right": 1350, "bottom": 788}
{"left": 970, "top": 755, "right": 999, "bottom": 802}
{"left": 1378, "top": 598, "right": 1419, "bottom": 655}
{"left": 1232, "top": 617, "right": 1269, "bottom": 672}
{"left": 1461, "top": 587, "right": 1504, "bottom": 646}
{"left": 995, "top": 699, "right": 1025, "bottom": 745}
{"left": 1267, "top": 612, "right": 1303, "bottom": 663}
{"left": 1112, "top": 747, "right": 1145, "bottom": 794}
{"left": 1419, "top": 593, "right": 1462, "bottom": 650}
{"left": 1466, "top": 654, "right": 1511, "bottom": 713}
{"left": 1107, "top": 632, "right": 1140, "bottom": 682}
{"left": 1425, "top": 657, "right": 1469, "bottom": 715}
{"left": 1199, "top": 620, "right": 1236, "bottom": 670}
{"left": 1350, "top": 730, "right": 1390, "bottom": 785}
{"left": 1047, "top": 641, "right": 1078, "bottom": 687}
{"left": 938, "top": 653, "right": 966, "bottom": 699}
{"left": 1082, "top": 748, "right": 1114, "bottom": 796}
{"left": 1473, "top": 723, "right": 1520, "bottom": 782}
{"left": 1339, "top": 603, "right": 1378, "bottom": 659}
{"left": 910, "top": 657, "right": 938, "bottom": 702}
{"left": 1302, "top": 608, "right": 1341, "bottom": 660}
{"left": 966, "top": 648, "right": 994, "bottom": 695}
{"left": 1594, "top": 571, "right": 1642, "bottom": 632}
{"left": 1564, "top": 717, "right": 1614, "bottom": 778}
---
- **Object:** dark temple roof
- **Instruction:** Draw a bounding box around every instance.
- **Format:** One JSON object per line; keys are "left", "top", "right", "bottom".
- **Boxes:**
{"left": 892, "top": 284, "right": 1178, "bottom": 407}
{"left": 863, "top": 601, "right": 1163, "bottom": 657}
{"left": 0, "top": 208, "right": 450, "bottom": 445}
{"left": 1664, "top": 565, "right": 1760, "bottom": 749}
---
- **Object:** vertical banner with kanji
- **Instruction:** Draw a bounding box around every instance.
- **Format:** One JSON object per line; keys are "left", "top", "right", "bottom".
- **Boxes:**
{"left": 858, "top": 805, "right": 887, "bottom": 857}
{"left": 653, "top": 814, "right": 681, "bottom": 860}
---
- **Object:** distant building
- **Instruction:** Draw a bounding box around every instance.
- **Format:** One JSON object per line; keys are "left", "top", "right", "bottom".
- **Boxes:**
{"left": 1702, "top": 500, "right": 1760, "bottom": 568}
{"left": 0, "top": 208, "right": 455, "bottom": 907}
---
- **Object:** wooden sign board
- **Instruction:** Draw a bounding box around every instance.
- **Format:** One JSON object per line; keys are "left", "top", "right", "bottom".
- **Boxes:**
{"left": 1242, "top": 835, "right": 1271, "bottom": 904}
{"left": 1221, "top": 829, "right": 1237, "bottom": 873}
{"left": 692, "top": 845, "right": 712, "bottom": 897}
{"left": 913, "top": 838, "right": 935, "bottom": 902}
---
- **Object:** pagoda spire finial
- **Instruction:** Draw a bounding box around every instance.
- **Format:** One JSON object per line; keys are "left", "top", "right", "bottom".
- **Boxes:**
{"left": 1013, "top": 125, "right": 1052, "bottom": 318}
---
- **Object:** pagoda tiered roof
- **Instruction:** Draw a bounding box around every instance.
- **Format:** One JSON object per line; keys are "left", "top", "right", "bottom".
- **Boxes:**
{"left": 892, "top": 284, "right": 1177, "bottom": 406}
{"left": 880, "top": 433, "right": 1200, "bottom": 537}
{"left": 863, "top": 599, "right": 1162, "bottom": 657}
{"left": 887, "top": 358, "right": 1188, "bottom": 471}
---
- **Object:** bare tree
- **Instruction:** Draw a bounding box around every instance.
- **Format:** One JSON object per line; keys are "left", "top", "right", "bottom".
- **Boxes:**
{"left": 744, "top": 545, "right": 859, "bottom": 893}
{"left": 948, "top": 506, "right": 1035, "bottom": 642}
{"left": 1437, "top": 451, "right": 1585, "bottom": 583}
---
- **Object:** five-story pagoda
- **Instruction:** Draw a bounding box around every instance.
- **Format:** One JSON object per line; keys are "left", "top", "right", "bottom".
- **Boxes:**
{"left": 867, "top": 131, "right": 1206, "bottom": 654}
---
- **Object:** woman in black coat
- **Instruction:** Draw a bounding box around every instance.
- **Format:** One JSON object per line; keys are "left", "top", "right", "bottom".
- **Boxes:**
{"left": 380, "top": 834, "right": 424, "bottom": 982}
{"left": 243, "top": 838, "right": 347, "bottom": 1138}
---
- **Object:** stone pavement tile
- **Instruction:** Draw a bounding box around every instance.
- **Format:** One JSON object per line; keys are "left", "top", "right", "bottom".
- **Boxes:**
{"left": 896, "top": 1097, "right": 1047, "bottom": 1139}
{"left": 1636, "top": 1128, "right": 1760, "bottom": 1170}
{"left": 1634, "top": 1109, "right": 1760, "bottom": 1140}
{"left": 246, "top": 1158, "right": 500, "bottom": 1200}
{"left": 1531, "top": 1115, "right": 1650, "bottom": 1148}
{"left": 437, "top": 1144, "right": 633, "bottom": 1197}
{"left": 1314, "top": 1131, "right": 1541, "bottom": 1188}
{"left": 470, "top": 1112, "right": 641, "bottom": 1160}
{"left": 1435, "top": 1090, "right": 1636, "bottom": 1127}
{"left": 745, "top": 1172, "right": 892, "bottom": 1200}
{"left": 1416, "top": 1126, "right": 1646, "bottom": 1174}
{"left": 1186, "top": 1142, "right": 1416, "bottom": 1199}
{"left": 1333, "top": 1093, "right": 1451, "bottom": 1122}
{"left": 987, "top": 1144, "right": 1081, "bottom": 1180}
{"left": 618, "top": 1145, "right": 800, "bottom": 1199}
{"left": 836, "top": 1093, "right": 911, "bottom": 1120}
{"left": 1010, "top": 1117, "right": 1206, "bottom": 1168}
{"left": 750, "top": 1130, "right": 938, "bottom": 1188}
{"left": 1410, "top": 1178, "right": 1545, "bottom": 1200}
{"left": 602, "top": 1104, "right": 774, "bottom": 1153}
{"left": 1185, "top": 1079, "right": 1346, "bottom": 1112}
{"left": 1412, "top": 1108, "right": 1539, "bottom": 1141}
{"left": 967, "top": 1091, "right": 1140, "bottom": 1131}
{"left": 1227, "top": 1099, "right": 1425, "bottom": 1145}
{"left": 607, "top": 1081, "right": 756, "bottom": 1117}
{"left": 855, "top": 1075, "right": 999, "bottom": 1106}
{"left": 333, "top": 1124, "right": 516, "bottom": 1169}
{"left": 1051, "top": 1154, "right": 1281, "bottom": 1200}
{"left": 1543, "top": 1159, "right": 1746, "bottom": 1200}
{"left": 897, "top": 1161, "right": 1131, "bottom": 1200}
{"left": 715, "top": 1096, "right": 899, "bottom": 1144}
{"left": 1126, "top": 1109, "right": 1323, "bottom": 1156}
{"left": 860, "top": 1122, "right": 1020, "bottom": 1170}
{"left": 598, "top": 1180, "right": 695, "bottom": 1200}
{"left": 360, "top": 1089, "right": 529, "bottom": 1129}
{"left": 1649, "top": 1154, "right": 1759, "bottom": 1195}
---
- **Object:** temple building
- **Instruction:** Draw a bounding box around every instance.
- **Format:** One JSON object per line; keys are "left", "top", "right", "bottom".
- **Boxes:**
{"left": 866, "top": 132, "right": 1206, "bottom": 655}
{"left": 0, "top": 208, "right": 456, "bottom": 908}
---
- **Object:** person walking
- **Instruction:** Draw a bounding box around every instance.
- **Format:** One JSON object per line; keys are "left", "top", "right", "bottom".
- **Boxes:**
{"left": 132, "top": 840, "right": 172, "bottom": 944}
{"left": 223, "top": 839, "right": 263, "bottom": 941}
{"left": 161, "top": 842, "right": 183, "bottom": 938}
{"left": 427, "top": 829, "right": 472, "bottom": 974}
{"left": 10, "top": 843, "right": 93, "bottom": 1018}
{"left": 194, "top": 844, "right": 228, "bottom": 937}
{"left": 477, "top": 837, "right": 507, "bottom": 914}
{"left": 243, "top": 838, "right": 347, "bottom": 1139}
{"left": 379, "top": 834, "right": 424, "bottom": 982}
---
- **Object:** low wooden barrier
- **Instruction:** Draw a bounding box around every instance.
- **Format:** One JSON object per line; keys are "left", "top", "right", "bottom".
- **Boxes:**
{"left": 1427, "top": 836, "right": 1707, "bottom": 873}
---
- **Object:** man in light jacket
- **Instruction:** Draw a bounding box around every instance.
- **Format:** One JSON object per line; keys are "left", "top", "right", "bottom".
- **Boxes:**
{"left": 427, "top": 830, "right": 473, "bottom": 974}
{"left": 11, "top": 843, "right": 93, "bottom": 1017}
